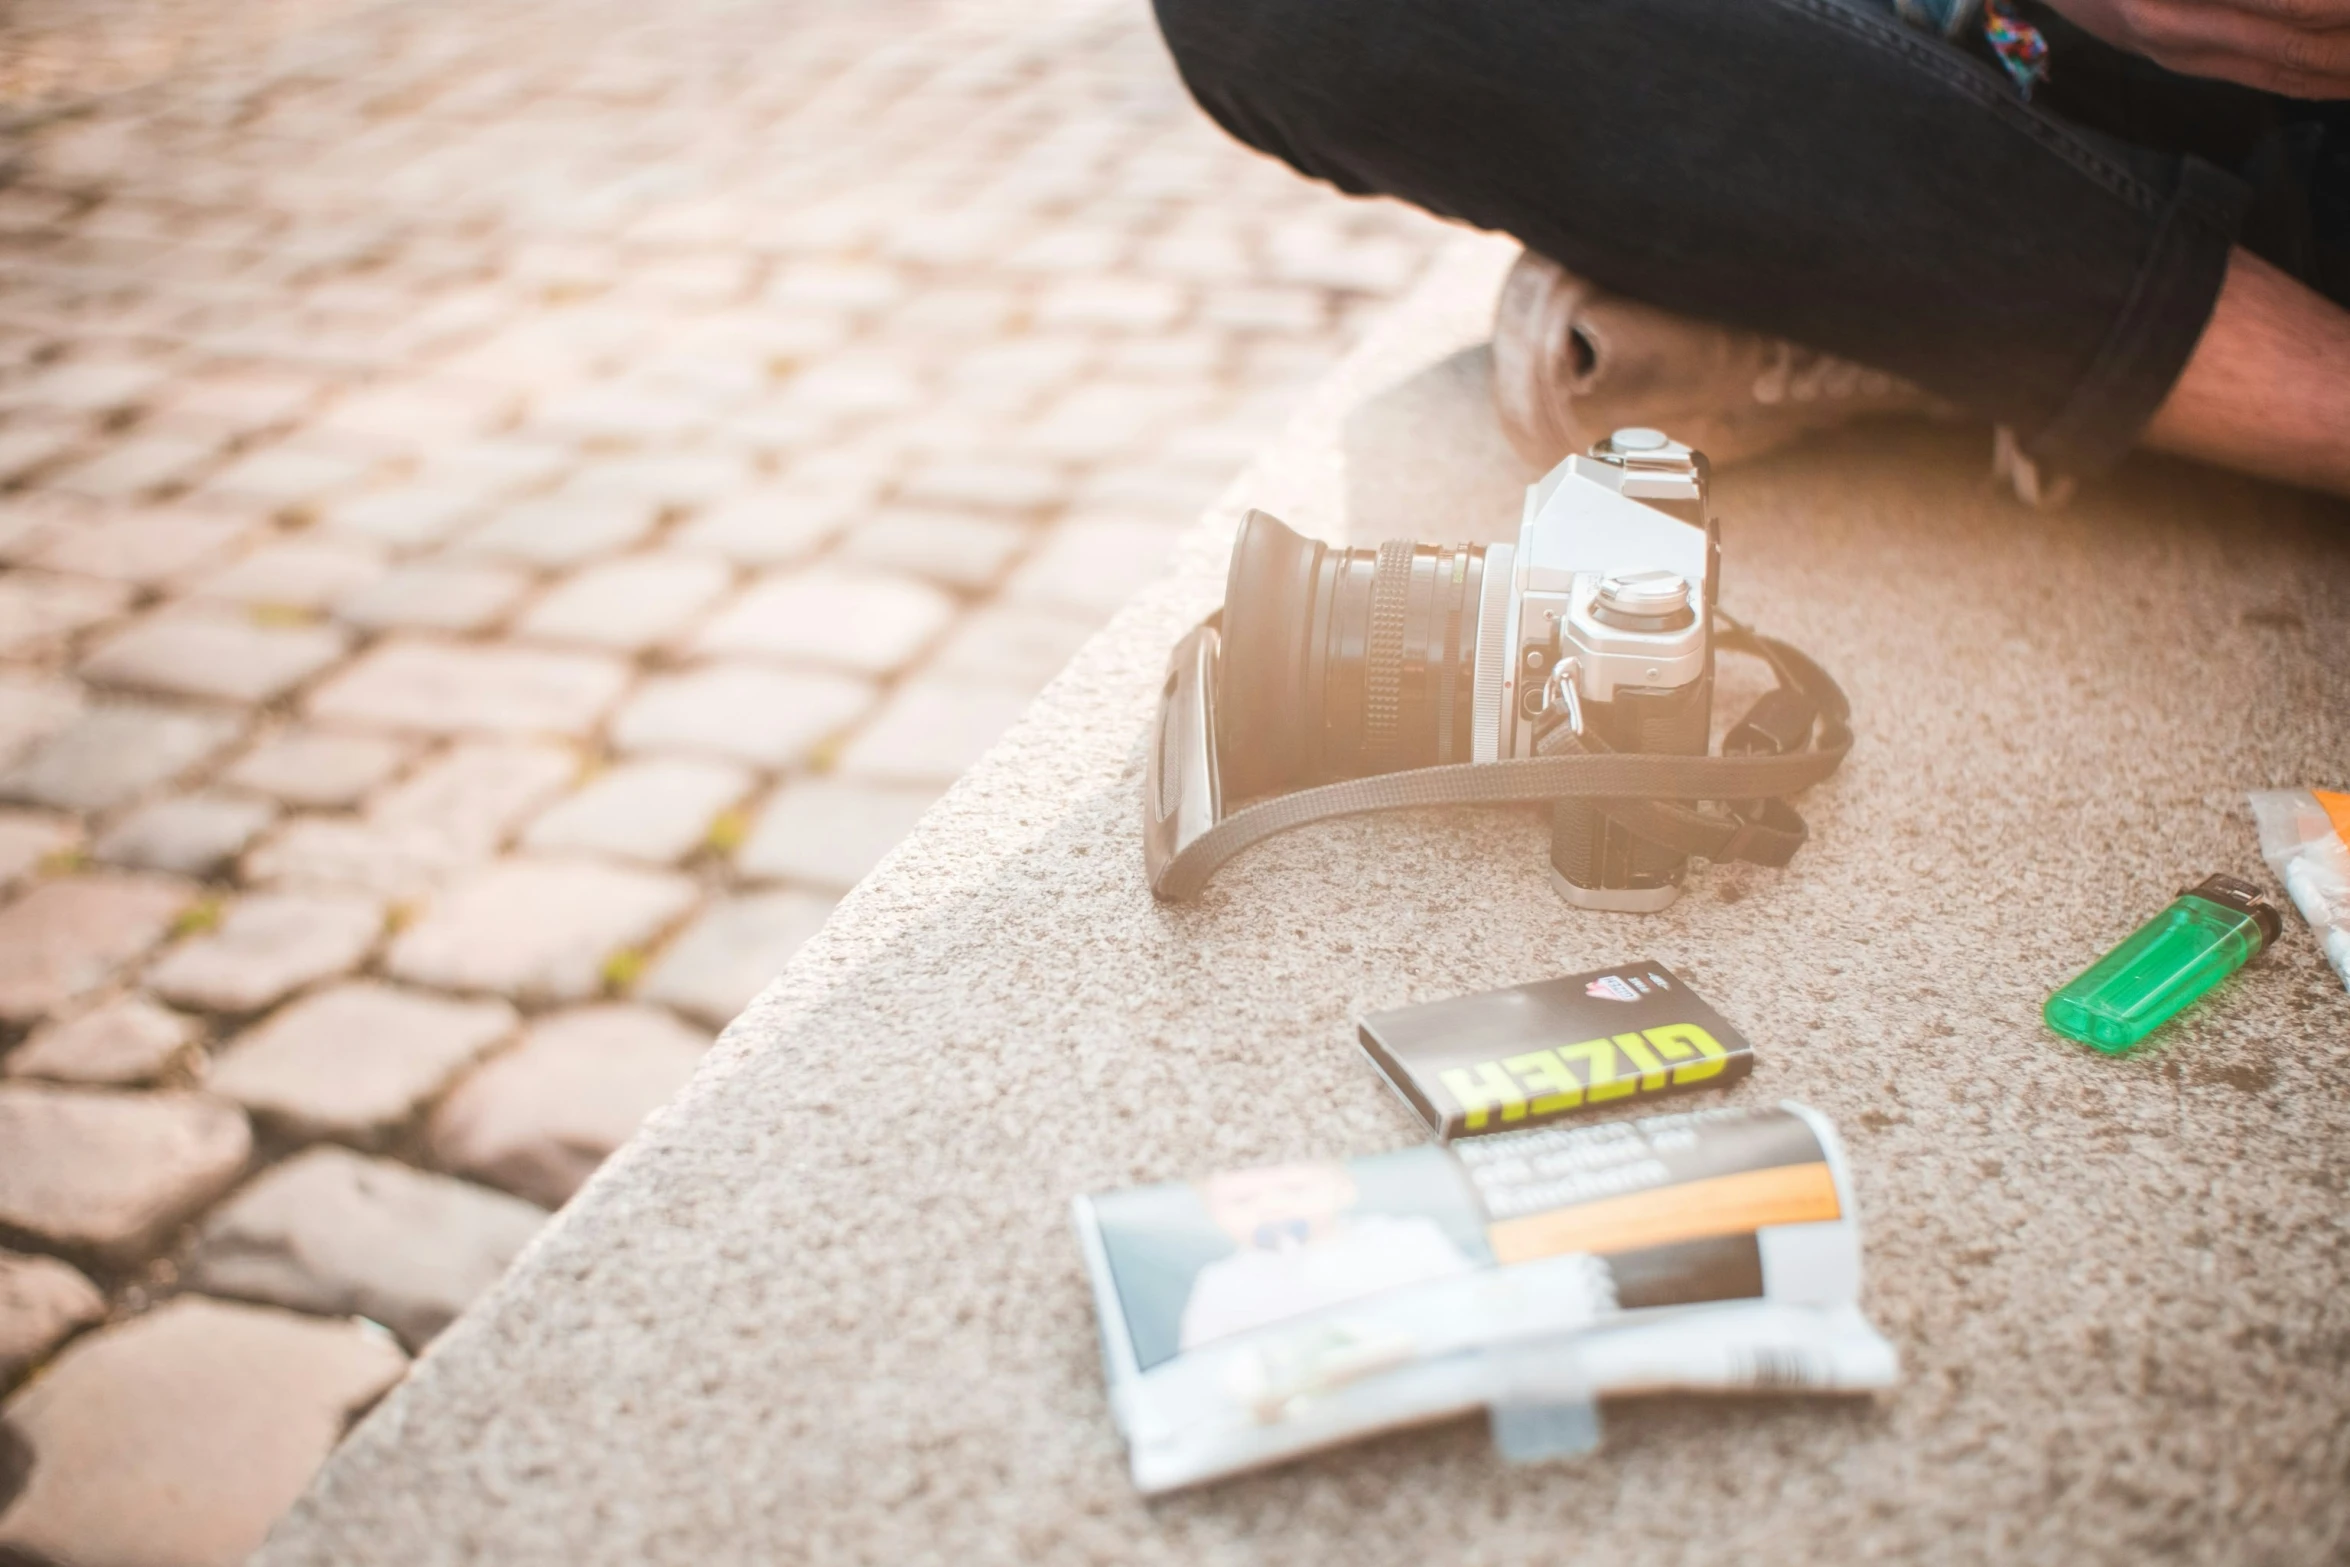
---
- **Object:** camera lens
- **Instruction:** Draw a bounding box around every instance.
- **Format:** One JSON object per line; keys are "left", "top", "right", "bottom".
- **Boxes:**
{"left": 1216, "top": 510, "right": 1487, "bottom": 798}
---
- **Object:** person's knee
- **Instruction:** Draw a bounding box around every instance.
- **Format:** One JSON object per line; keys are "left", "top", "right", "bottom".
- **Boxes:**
{"left": 1152, "top": 0, "right": 1673, "bottom": 218}
{"left": 1148, "top": 0, "right": 1248, "bottom": 114}
{"left": 1165, "top": 0, "right": 1470, "bottom": 201}
{"left": 1150, "top": 0, "right": 1326, "bottom": 173}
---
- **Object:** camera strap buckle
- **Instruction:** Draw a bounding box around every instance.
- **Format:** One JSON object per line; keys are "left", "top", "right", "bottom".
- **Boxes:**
{"left": 1713, "top": 795, "right": 1811, "bottom": 868}
{"left": 1540, "top": 662, "right": 1585, "bottom": 739}
{"left": 1533, "top": 725, "right": 1813, "bottom": 871}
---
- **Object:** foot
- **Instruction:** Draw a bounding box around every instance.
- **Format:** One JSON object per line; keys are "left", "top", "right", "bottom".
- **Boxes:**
{"left": 1490, "top": 249, "right": 1950, "bottom": 469}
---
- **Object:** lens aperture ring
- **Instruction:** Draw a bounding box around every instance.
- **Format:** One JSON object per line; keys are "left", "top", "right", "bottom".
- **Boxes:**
{"left": 1363, "top": 539, "right": 1414, "bottom": 769}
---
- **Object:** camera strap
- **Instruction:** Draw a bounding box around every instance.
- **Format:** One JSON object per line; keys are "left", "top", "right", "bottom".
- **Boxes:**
{"left": 1147, "top": 616, "right": 1849, "bottom": 902}
{"left": 1532, "top": 620, "right": 1847, "bottom": 870}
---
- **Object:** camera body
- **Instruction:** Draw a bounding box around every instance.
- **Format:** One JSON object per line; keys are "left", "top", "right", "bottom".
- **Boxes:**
{"left": 1484, "top": 429, "right": 1717, "bottom": 910}
{"left": 1148, "top": 427, "right": 1725, "bottom": 911}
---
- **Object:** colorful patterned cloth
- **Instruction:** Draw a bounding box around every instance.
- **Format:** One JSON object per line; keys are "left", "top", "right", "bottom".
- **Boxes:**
{"left": 1982, "top": 0, "right": 2051, "bottom": 98}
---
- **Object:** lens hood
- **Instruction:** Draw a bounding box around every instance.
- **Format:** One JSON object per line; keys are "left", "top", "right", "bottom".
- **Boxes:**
{"left": 1216, "top": 509, "right": 1323, "bottom": 799}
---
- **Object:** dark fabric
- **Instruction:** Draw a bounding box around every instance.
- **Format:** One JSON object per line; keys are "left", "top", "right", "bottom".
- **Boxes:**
{"left": 2004, "top": 3, "right": 2350, "bottom": 297}
{"left": 1153, "top": 0, "right": 2344, "bottom": 472}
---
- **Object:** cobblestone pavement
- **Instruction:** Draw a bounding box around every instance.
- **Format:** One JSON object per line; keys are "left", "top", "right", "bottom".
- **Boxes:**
{"left": 0, "top": 0, "right": 376, "bottom": 116}
{"left": 0, "top": 0, "right": 1450, "bottom": 1558}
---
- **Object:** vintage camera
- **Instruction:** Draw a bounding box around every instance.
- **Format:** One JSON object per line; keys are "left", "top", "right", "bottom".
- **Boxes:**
{"left": 1150, "top": 428, "right": 1731, "bottom": 910}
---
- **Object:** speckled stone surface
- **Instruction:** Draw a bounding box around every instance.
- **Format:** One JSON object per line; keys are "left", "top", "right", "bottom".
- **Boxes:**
{"left": 260, "top": 236, "right": 2350, "bottom": 1566}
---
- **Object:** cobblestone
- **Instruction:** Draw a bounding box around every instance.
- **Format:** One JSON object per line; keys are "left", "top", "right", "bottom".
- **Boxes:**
{"left": 6, "top": 996, "right": 199, "bottom": 1086}
{"left": 693, "top": 568, "right": 956, "bottom": 676}
{"left": 1, "top": 359, "right": 167, "bottom": 416}
{"left": 387, "top": 858, "right": 697, "bottom": 1004}
{"left": 0, "top": 0, "right": 1444, "bottom": 1526}
{"left": 0, "top": 702, "right": 244, "bottom": 813}
{"left": 1036, "top": 276, "right": 1188, "bottom": 332}
{"left": 223, "top": 730, "right": 410, "bottom": 808}
{"left": 458, "top": 494, "right": 664, "bottom": 569}
{"left": 417, "top": 442, "right": 574, "bottom": 498}
{"left": 0, "top": 873, "right": 195, "bottom": 1024}
{"left": 558, "top": 453, "right": 754, "bottom": 511}
{"left": 0, "top": 571, "right": 134, "bottom": 659}
{"left": 317, "top": 484, "right": 494, "bottom": 550}
{"left": 611, "top": 663, "right": 873, "bottom": 768}
{"left": 736, "top": 778, "right": 940, "bottom": 892}
{"left": 244, "top": 740, "right": 575, "bottom": 898}
{"left": 206, "top": 982, "right": 516, "bottom": 1145}
{"left": 0, "top": 421, "right": 89, "bottom": 485}
{"left": 27, "top": 507, "right": 255, "bottom": 585}
{"left": 149, "top": 369, "right": 324, "bottom": 436}
{"left": 1022, "top": 383, "right": 1208, "bottom": 460}
{"left": 313, "top": 381, "right": 518, "bottom": 450}
{"left": 426, "top": 1004, "right": 709, "bottom": 1208}
{"left": 0, "top": 810, "right": 76, "bottom": 889}
{"left": 0, "top": 1297, "right": 406, "bottom": 1567}
{"left": 527, "top": 383, "right": 710, "bottom": 446}
{"left": 146, "top": 889, "right": 382, "bottom": 1014}
{"left": 898, "top": 456, "right": 1072, "bottom": 515}
{"left": 307, "top": 639, "right": 628, "bottom": 736}
{"left": 187, "top": 1147, "right": 544, "bottom": 1352}
{"left": 835, "top": 678, "right": 1038, "bottom": 785}
{"left": 1003, "top": 514, "right": 1190, "bottom": 615}
{"left": 0, "top": 1248, "right": 104, "bottom": 1388}
{"left": 81, "top": 609, "right": 349, "bottom": 704}
{"left": 521, "top": 757, "right": 750, "bottom": 865}
{"left": 367, "top": 741, "right": 578, "bottom": 844}
{"left": 186, "top": 539, "right": 387, "bottom": 611}
{"left": 200, "top": 441, "right": 382, "bottom": 512}
{"left": 517, "top": 554, "right": 734, "bottom": 651}
{"left": 332, "top": 559, "right": 534, "bottom": 634}
{"left": 672, "top": 488, "right": 862, "bottom": 566}
{"left": 639, "top": 889, "right": 837, "bottom": 1026}
{"left": 94, "top": 792, "right": 278, "bottom": 877}
{"left": 0, "top": 673, "right": 84, "bottom": 769}
{"left": 835, "top": 508, "right": 1032, "bottom": 592}
{"left": 44, "top": 432, "right": 223, "bottom": 501}
{"left": 0, "top": 1085, "right": 251, "bottom": 1261}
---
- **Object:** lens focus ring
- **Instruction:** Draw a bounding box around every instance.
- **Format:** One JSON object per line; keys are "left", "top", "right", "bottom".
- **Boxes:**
{"left": 1363, "top": 539, "right": 1415, "bottom": 768}
{"left": 1217, "top": 512, "right": 1487, "bottom": 793}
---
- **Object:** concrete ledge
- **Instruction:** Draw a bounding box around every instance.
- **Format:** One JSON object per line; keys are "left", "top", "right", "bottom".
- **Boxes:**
{"left": 262, "top": 235, "right": 2350, "bottom": 1565}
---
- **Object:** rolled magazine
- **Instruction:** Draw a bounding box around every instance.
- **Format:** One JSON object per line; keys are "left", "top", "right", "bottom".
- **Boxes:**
{"left": 1073, "top": 1102, "right": 1896, "bottom": 1493}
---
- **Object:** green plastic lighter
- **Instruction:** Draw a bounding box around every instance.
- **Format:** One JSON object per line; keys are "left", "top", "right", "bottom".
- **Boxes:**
{"left": 2044, "top": 874, "right": 2284, "bottom": 1054}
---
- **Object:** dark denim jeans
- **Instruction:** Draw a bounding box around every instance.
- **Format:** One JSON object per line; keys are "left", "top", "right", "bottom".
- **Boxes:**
{"left": 1152, "top": 0, "right": 2350, "bottom": 473}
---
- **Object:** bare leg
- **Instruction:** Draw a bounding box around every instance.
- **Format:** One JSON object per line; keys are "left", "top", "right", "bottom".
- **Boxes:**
{"left": 2145, "top": 248, "right": 2350, "bottom": 500}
